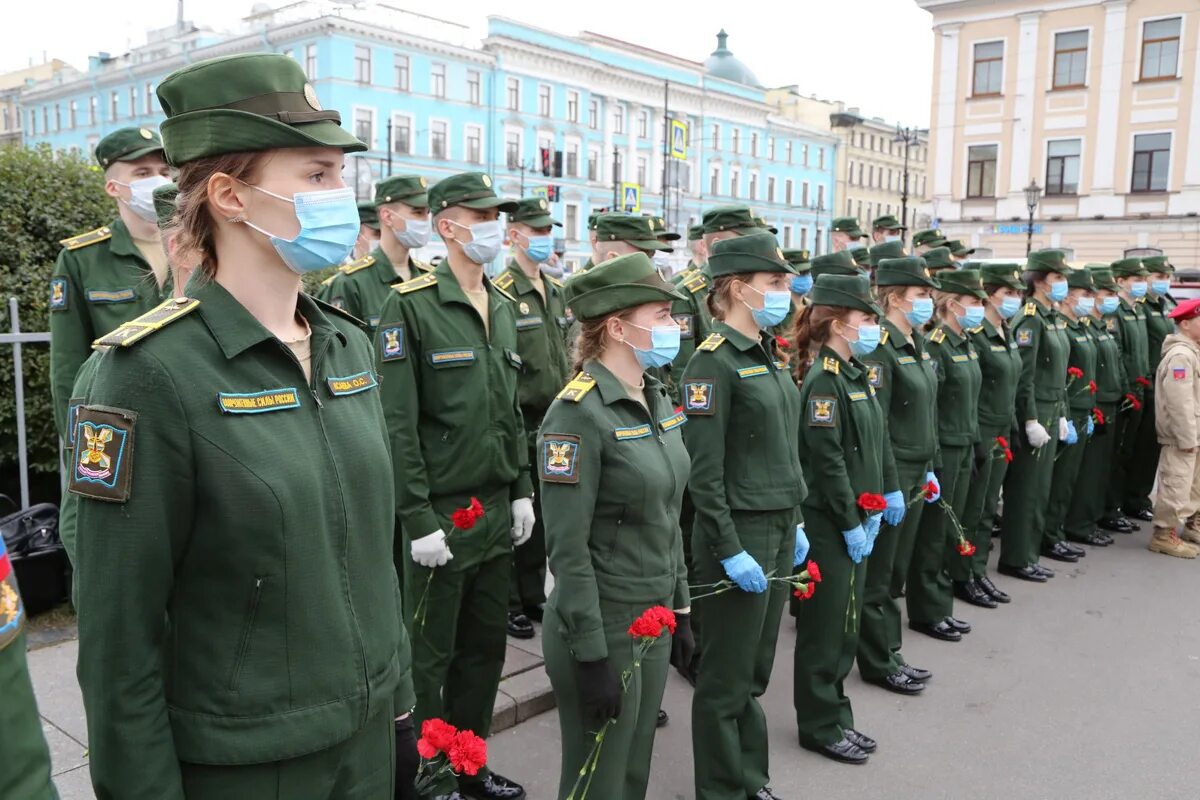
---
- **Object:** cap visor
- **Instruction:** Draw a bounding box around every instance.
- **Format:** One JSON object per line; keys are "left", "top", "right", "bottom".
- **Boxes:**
{"left": 660, "top": 232, "right": 683, "bottom": 241}
{"left": 117, "top": 144, "right": 165, "bottom": 162}
{"left": 515, "top": 214, "right": 561, "bottom": 228}
{"left": 460, "top": 197, "right": 520, "bottom": 212}
{"left": 630, "top": 239, "right": 672, "bottom": 252}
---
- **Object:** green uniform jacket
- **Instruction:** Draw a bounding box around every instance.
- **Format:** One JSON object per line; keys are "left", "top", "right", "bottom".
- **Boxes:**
{"left": 680, "top": 324, "right": 808, "bottom": 561}
{"left": 1011, "top": 300, "right": 1070, "bottom": 423}
{"left": 71, "top": 285, "right": 409, "bottom": 796}
{"left": 862, "top": 321, "right": 939, "bottom": 464}
{"left": 798, "top": 347, "right": 898, "bottom": 532}
{"left": 316, "top": 248, "right": 432, "bottom": 330}
{"left": 1144, "top": 293, "right": 1177, "bottom": 374}
{"left": 1114, "top": 297, "right": 1151, "bottom": 393}
{"left": 49, "top": 218, "right": 172, "bottom": 438}
{"left": 375, "top": 263, "right": 532, "bottom": 552}
{"left": 968, "top": 318, "right": 1021, "bottom": 432}
{"left": 1093, "top": 315, "right": 1127, "bottom": 403}
{"left": 537, "top": 363, "right": 691, "bottom": 661}
{"left": 926, "top": 324, "right": 983, "bottom": 446}
{"left": 493, "top": 261, "right": 572, "bottom": 437}
{"left": 58, "top": 348, "right": 108, "bottom": 570}
{"left": 1064, "top": 316, "right": 1099, "bottom": 413}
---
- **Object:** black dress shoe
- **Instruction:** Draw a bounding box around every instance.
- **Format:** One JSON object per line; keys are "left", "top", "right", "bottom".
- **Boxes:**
{"left": 898, "top": 663, "right": 932, "bottom": 682}
{"left": 992, "top": 521, "right": 1002, "bottom": 537}
{"left": 976, "top": 574, "right": 1011, "bottom": 603}
{"left": 657, "top": 708, "right": 668, "bottom": 727}
{"left": 1129, "top": 508, "right": 1154, "bottom": 522}
{"left": 1033, "top": 563, "right": 1056, "bottom": 578}
{"left": 1042, "top": 542, "right": 1080, "bottom": 563}
{"left": 506, "top": 611, "right": 534, "bottom": 640}
{"left": 954, "top": 578, "right": 998, "bottom": 609}
{"left": 1098, "top": 517, "right": 1134, "bottom": 533}
{"left": 944, "top": 616, "right": 972, "bottom": 634}
{"left": 522, "top": 604, "right": 545, "bottom": 623}
{"left": 460, "top": 773, "right": 526, "bottom": 800}
{"left": 1070, "top": 531, "right": 1112, "bottom": 547}
{"left": 909, "top": 619, "right": 962, "bottom": 642}
{"left": 997, "top": 563, "right": 1047, "bottom": 582}
{"left": 844, "top": 727, "right": 878, "bottom": 753}
{"left": 867, "top": 672, "right": 925, "bottom": 694}
{"left": 1063, "top": 542, "right": 1087, "bottom": 557}
{"left": 799, "top": 736, "right": 869, "bottom": 764}
{"left": 752, "top": 788, "right": 784, "bottom": 800}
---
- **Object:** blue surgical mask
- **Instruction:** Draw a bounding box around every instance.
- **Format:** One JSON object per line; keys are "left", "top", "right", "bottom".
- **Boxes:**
{"left": 243, "top": 184, "right": 360, "bottom": 274}
{"left": 791, "top": 274, "right": 813, "bottom": 296}
{"left": 522, "top": 234, "right": 554, "bottom": 264}
{"left": 449, "top": 219, "right": 505, "bottom": 265}
{"left": 1099, "top": 296, "right": 1120, "bottom": 315}
{"left": 1151, "top": 279, "right": 1171, "bottom": 296}
{"left": 1129, "top": 281, "right": 1148, "bottom": 299}
{"left": 743, "top": 285, "right": 791, "bottom": 328}
{"left": 998, "top": 296, "right": 1022, "bottom": 319}
{"left": 1048, "top": 280, "right": 1069, "bottom": 303}
{"left": 1073, "top": 297, "right": 1096, "bottom": 316}
{"left": 394, "top": 217, "right": 431, "bottom": 249}
{"left": 844, "top": 323, "right": 881, "bottom": 357}
{"left": 625, "top": 322, "right": 681, "bottom": 368}
{"left": 956, "top": 303, "right": 985, "bottom": 329}
{"left": 905, "top": 297, "right": 934, "bottom": 326}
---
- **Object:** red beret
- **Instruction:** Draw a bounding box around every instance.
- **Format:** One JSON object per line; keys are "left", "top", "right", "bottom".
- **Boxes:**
{"left": 1168, "top": 298, "right": 1200, "bottom": 322}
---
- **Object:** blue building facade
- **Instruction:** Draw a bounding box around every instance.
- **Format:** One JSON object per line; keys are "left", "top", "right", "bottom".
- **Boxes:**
{"left": 20, "top": 5, "right": 837, "bottom": 270}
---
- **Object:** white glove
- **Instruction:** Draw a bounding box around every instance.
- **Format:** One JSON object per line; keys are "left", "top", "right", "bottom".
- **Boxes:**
{"left": 411, "top": 529, "right": 453, "bottom": 568}
{"left": 1025, "top": 420, "right": 1051, "bottom": 448}
{"left": 511, "top": 497, "right": 536, "bottom": 547}
{"left": 1057, "top": 417, "right": 1070, "bottom": 442}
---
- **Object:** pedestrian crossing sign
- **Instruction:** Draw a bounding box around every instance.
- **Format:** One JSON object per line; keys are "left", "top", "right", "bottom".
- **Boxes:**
{"left": 670, "top": 120, "right": 688, "bottom": 160}
{"left": 621, "top": 183, "right": 641, "bottom": 213}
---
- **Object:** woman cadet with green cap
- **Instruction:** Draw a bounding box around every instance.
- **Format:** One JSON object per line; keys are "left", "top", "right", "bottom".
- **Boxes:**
{"left": 791, "top": 274, "right": 899, "bottom": 765}
{"left": 69, "top": 53, "right": 413, "bottom": 799}
{"left": 538, "top": 252, "right": 693, "bottom": 800}
{"left": 855, "top": 256, "right": 940, "bottom": 695}
{"left": 908, "top": 270, "right": 984, "bottom": 640}
{"left": 679, "top": 232, "right": 807, "bottom": 800}
{"left": 956, "top": 264, "right": 1025, "bottom": 604}
{"left": 997, "top": 249, "right": 1074, "bottom": 583}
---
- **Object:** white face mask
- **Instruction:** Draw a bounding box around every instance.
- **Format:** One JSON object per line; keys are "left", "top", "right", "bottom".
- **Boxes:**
{"left": 393, "top": 217, "right": 431, "bottom": 249}
{"left": 448, "top": 219, "right": 505, "bottom": 265}
{"left": 885, "top": 235, "right": 901, "bottom": 243}
{"left": 116, "top": 175, "right": 171, "bottom": 223}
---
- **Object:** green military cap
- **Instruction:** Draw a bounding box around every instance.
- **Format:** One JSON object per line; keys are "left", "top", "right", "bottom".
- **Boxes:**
{"left": 830, "top": 216, "right": 864, "bottom": 237}
{"left": 782, "top": 248, "right": 811, "bottom": 273}
{"left": 912, "top": 228, "right": 947, "bottom": 248}
{"left": 707, "top": 231, "right": 797, "bottom": 278}
{"left": 868, "top": 240, "right": 906, "bottom": 267}
{"left": 935, "top": 268, "right": 987, "bottom": 299}
{"left": 565, "top": 252, "right": 685, "bottom": 320}
{"left": 1142, "top": 254, "right": 1174, "bottom": 274}
{"left": 595, "top": 215, "right": 671, "bottom": 251}
{"left": 357, "top": 200, "right": 380, "bottom": 230}
{"left": 1025, "top": 248, "right": 1072, "bottom": 275}
{"left": 1109, "top": 257, "right": 1148, "bottom": 278}
{"left": 809, "top": 274, "right": 882, "bottom": 317}
{"left": 151, "top": 182, "right": 178, "bottom": 231}
{"left": 979, "top": 263, "right": 1024, "bottom": 291}
{"left": 157, "top": 53, "right": 363, "bottom": 165}
{"left": 876, "top": 256, "right": 939, "bottom": 289}
{"left": 923, "top": 246, "right": 955, "bottom": 271}
{"left": 375, "top": 174, "right": 430, "bottom": 208}
{"left": 588, "top": 212, "right": 603, "bottom": 231}
{"left": 871, "top": 214, "right": 904, "bottom": 231}
{"left": 1066, "top": 267, "right": 1095, "bottom": 291}
{"left": 95, "top": 126, "right": 164, "bottom": 168}
{"left": 701, "top": 205, "right": 758, "bottom": 235}
{"left": 648, "top": 215, "right": 681, "bottom": 240}
{"left": 427, "top": 171, "right": 518, "bottom": 213}
{"left": 809, "top": 249, "right": 865, "bottom": 280}
{"left": 687, "top": 223, "right": 704, "bottom": 242}
{"left": 754, "top": 215, "right": 779, "bottom": 235}
{"left": 946, "top": 239, "right": 975, "bottom": 258}
{"left": 851, "top": 247, "right": 871, "bottom": 267}
{"left": 508, "top": 196, "right": 562, "bottom": 228}
{"left": 1088, "top": 265, "right": 1119, "bottom": 291}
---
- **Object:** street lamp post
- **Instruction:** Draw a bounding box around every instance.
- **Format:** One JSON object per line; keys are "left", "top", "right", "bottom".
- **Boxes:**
{"left": 893, "top": 126, "right": 926, "bottom": 246}
{"left": 1024, "top": 180, "right": 1042, "bottom": 256}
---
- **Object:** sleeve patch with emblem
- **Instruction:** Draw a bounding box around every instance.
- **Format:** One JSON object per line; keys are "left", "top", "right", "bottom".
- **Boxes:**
{"left": 49, "top": 277, "right": 68, "bottom": 311}
{"left": 673, "top": 314, "right": 694, "bottom": 340}
{"left": 808, "top": 396, "right": 836, "bottom": 427}
{"left": 68, "top": 405, "right": 136, "bottom": 503}
{"left": 0, "top": 535, "right": 25, "bottom": 651}
{"left": 1016, "top": 328, "right": 1034, "bottom": 347}
{"left": 865, "top": 363, "right": 882, "bottom": 387}
{"left": 1174, "top": 366, "right": 1187, "bottom": 381}
{"left": 379, "top": 325, "right": 406, "bottom": 361}
{"left": 541, "top": 434, "right": 581, "bottom": 484}
{"left": 682, "top": 379, "right": 715, "bottom": 414}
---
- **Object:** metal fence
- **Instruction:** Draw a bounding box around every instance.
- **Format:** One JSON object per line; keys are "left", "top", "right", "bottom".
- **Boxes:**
{"left": 1, "top": 296, "right": 55, "bottom": 510}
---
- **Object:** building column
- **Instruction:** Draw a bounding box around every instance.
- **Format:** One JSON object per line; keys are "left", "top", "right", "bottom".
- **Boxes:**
{"left": 932, "top": 23, "right": 962, "bottom": 221}
{"left": 1081, "top": 0, "right": 1130, "bottom": 217}
{"left": 1173, "top": 13, "right": 1200, "bottom": 214}
{"left": 1000, "top": 11, "right": 1041, "bottom": 218}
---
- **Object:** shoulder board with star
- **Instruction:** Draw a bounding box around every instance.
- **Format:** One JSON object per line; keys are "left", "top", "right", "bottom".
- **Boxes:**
{"left": 557, "top": 372, "right": 597, "bottom": 402}
{"left": 490, "top": 280, "right": 517, "bottom": 303}
{"left": 92, "top": 297, "right": 200, "bottom": 349}
{"left": 547, "top": 274, "right": 564, "bottom": 288}
{"left": 412, "top": 258, "right": 433, "bottom": 274}
{"left": 492, "top": 271, "right": 516, "bottom": 292}
{"left": 697, "top": 333, "right": 726, "bottom": 352}
{"left": 821, "top": 356, "right": 840, "bottom": 375}
{"left": 1023, "top": 302, "right": 1038, "bottom": 317}
{"left": 880, "top": 328, "right": 890, "bottom": 346}
{"left": 60, "top": 225, "right": 113, "bottom": 251}
{"left": 340, "top": 255, "right": 375, "bottom": 275}
{"left": 396, "top": 273, "right": 438, "bottom": 294}
{"left": 681, "top": 270, "right": 709, "bottom": 294}
{"left": 929, "top": 327, "right": 947, "bottom": 344}
{"left": 967, "top": 325, "right": 985, "bottom": 334}
{"left": 320, "top": 272, "right": 341, "bottom": 288}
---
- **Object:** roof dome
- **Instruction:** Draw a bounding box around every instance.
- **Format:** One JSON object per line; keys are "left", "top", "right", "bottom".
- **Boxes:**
{"left": 703, "top": 30, "right": 760, "bottom": 87}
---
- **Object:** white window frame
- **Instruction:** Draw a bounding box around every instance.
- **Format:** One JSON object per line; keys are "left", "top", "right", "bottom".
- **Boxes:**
{"left": 969, "top": 37, "right": 1007, "bottom": 97}
{"left": 1042, "top": 136, "right": 1085, "bottom": 195}
{"left": 567, "top": 90, "right": 580, "bottom": 123}
{"left": 587, "top": 145, "right": 601, "bottom": 183}
{"left": 506, "top": 77, "right": 521, "bottom": 112}
{"left": 429, "top": 117, "right": 450, "bottom": 161}
{"left": 784, "top": 178, "right": 794, "bottom": 205}
{"left": 352, "top": 105, "right": 375, "bottom": 149}
{"left": 354, "top": 44, "right": 372, "bottom": 84}
{"left": 565, "top": 202, "right": 580, "bottom": 241}
{"left": 431, "top": 63, "right": 447, "bottom": 99}
{"left": 504, "top": 125, "right": 524, "bottom": 170}
{"left": 748, "top": 169, "right": 759, "bottom": 201}
{"left": 391, "top": 112, "right": 414, "bottom": 155}
{"left": 964, "top": 140, "right": 1001, "bottom": 198}
{"left": 1129, "top": 128, "right": 1174, "bottom": 193}
{"left": 538, "top": 84, "right": 552, "bottom": 118}
{"left": 465, "top": 124, "right": 484, "bottom": 165}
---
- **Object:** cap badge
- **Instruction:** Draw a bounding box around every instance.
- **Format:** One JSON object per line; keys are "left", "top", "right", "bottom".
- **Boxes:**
{"left": 419, "top": 177, "right": 428, "bottom": 188}
{"left": 138, "top": 128, "right": 154, "bottom": 140}
{"left": 539, "top": 199, "right": 547, "bottom": 210}
{"left": 303, "top": 83, "right": 322, "bottom": 111}
{"left": 482, "top": 175, "right": 492, "bottom": 188}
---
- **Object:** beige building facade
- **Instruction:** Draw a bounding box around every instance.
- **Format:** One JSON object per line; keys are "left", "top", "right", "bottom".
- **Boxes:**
{"left": 918, "top": 0, "right": 1200, "bottom": 266}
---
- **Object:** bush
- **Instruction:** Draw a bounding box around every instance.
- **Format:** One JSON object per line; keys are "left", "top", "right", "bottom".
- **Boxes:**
{"left": 0, "top": 144, "right": 113, "bottom": 499}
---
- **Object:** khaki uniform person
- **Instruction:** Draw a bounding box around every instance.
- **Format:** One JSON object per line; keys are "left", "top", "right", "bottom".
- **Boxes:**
{"left": 72, "top": 53, "right": 413, "bottom": 798}
{"left": 1148, "top": 298, "right": 1200, "bottom": 557}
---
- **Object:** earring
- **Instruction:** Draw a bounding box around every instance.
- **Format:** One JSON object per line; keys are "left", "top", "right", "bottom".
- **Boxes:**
{"left": 226, "top": 214, "right": 245, "bottom": 223}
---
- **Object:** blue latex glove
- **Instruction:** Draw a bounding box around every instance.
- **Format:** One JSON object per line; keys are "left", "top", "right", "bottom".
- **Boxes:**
{"left": 842, "top": 525, "right": 868, "bottom": 564}
{"left": 1066, "top": 420, "right": 1079, "bottom": 445}
{"left": 720, "top": 551, "right": 768, "bottom": 593}
{"left": 1086, "top": 416, "right": 1095, "bottom": 436}
{"left": 924, "top": 471, "right": 941, "bottom": 503}
{"left": 793, "top": 524, "right": 810, "bottom": 567}
{"left": 882, "top": 491, "right": 906, "bottom": 527}
{"left": 863, "top": 513, "right": 883, "bottom": 556}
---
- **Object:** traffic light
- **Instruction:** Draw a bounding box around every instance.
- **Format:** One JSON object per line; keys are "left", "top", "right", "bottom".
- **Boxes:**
{"left": 540, "top": 148, "right": 551, "bottom": 177}
{"left": 553, "top": 150, "right": 563, "bottom": 178}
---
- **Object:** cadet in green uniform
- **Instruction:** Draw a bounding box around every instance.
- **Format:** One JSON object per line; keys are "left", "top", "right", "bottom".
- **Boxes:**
{"left": 911, "top": 228, "right": 948, "bottom": 255}
{"left": 1106, "top": 258, "right": 1152, "bottom": 528}
{"left": 870, "top": 214, "right": 905, "bottom": 245}
{"left": 498, "top": 197, "right": 571, "bottom": 640}
{"left": 867, "top": 240, "right": 906, "bottom": 268}
{"left": 71, "top": 53, "right": 412, "bottom": 799}
{"left": 910, "top": 269, "right": 984, "bottom": 640}
{"left": 318, "top": 175, "right": 433, "bottom": 329}
{"left": 829, "top": 216, "right": 865, "bottom": 254}
{"left": 354, "top": 198, "right": 382, "bottom": 259}
{"left": 946, "top": 240, "right": 975, "bottom": 263}
{"left": 538, "top": 252, "right": 692, "bottom": 800}
{"left": 957, "top": 264, "right": 1024, "bottom": 603}
{"left": 776, "top": 248, "right": 812, "bottom": 341}
{"left": 377, "top": 171, "right": 529, "bottom": 800}
{"left": 680, "top": 234, "right": 805, "bottom": 800}
{"left": 998, "top": 250, "right": 1073, "bottom": 582}
{"left": 856, "top": 256, "right": 939, "bottom": 692}
{"left": 792, "top": 274, "right": 898, "bottom": 765}
{"left": 48, "top": 126, "right": 173, "bottom": 439}
{"left": 1062, "top": 267, "right": 1125, "bottom": 548}
{"left": 808, "top": 250, "right": 866, "bottom": 283}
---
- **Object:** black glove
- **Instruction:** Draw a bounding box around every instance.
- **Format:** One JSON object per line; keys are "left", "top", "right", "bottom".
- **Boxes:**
{"left": 394, "top": 716, "right": 420, "bottom": 800}
{"left": 971, "top": 441, "right": 988, "bottom": 478}
{"left": 1009, "top": 427, "right": 1024, "bottom": 454}
{"left": 577, "top": 658, "right": 623, "bottom": 722}
{"left": 669, "top": 613, "right": 695, "bottom": 673}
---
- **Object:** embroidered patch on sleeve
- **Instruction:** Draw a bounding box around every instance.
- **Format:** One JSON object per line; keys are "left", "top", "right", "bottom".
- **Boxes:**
{"left": 1016, "top": 328, "right": 1034, "bottom": 347}
{"left": 1174, "top": 366, "right": 1187, "bottom": 381}
{"left": 49, "top": 277, "right": 68, "bottom": 311}
{"left": 379, "top": 325, "right": 406, "bottom": 361}
{"left": 326, "top": 371, "right": 378, "bottom": 397}
{"left": 808, "top": 396, "right": 836, "bottom": 427}
{"left": 682, "top": 379, "right": 715, "bottom": 415}
{"left": 0, "top": 535, "right": 25, "bottom": 651}
{"left": 673, "top": 313, "right": 695, "bottom": 340}
{"left": 68, "top": 405, "right": 136, "bottom": 503}
{"left": 865, "top": 363, "right": 882, "bottom": 387}
{"left": 541, "top": 433, "right": 581, "bottom": 484}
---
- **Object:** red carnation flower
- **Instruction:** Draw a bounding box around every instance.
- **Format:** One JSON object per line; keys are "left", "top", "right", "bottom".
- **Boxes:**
{"left": 957, "top": 539, "right": 977, "bottom": 557}
{"left": 1067, "top": 366, "right": 1084, "bottom": 380}
{"left": 805, "top": 559, "right": 822, "bottom": 584}
{"left": 628, "top": 605, "right": 676, "bottom": 639}
{"left": 448, "top": 730, "right": 488, "bottom": 776}
{"left": 1125, "top": 393, "right": 1143, "bottom": 411}
{"left": 451, "top": 498, "right": 484, "bottom": 530}
{"left": 1003, "top": 447, "right": 1014, "bottom": 463}
{"left": 1093, "top": 407, "right": 1106, "bottom": 425}
{"left": 1087, "top": 380, "right": 1098, "bottom": 394}
{"left": 995, "top": 435, "right": 1009, "bottom": 449}
{"left": 1136, "top": 376, "right": 1152, "bottom": 388}
{"left": 775, "top": 335, "right": 791, "bottom": 350}
{"left": 793, "top": 582, "right": 816, "bottom": 600}
{"left": 418, "top": 718, "right": 458, "bottom": 758}
{"left": 922, "top": 480, "right": 939, "bottom": 500}
{"left": 857, "top": 492, "right": 887, "bottom": 513}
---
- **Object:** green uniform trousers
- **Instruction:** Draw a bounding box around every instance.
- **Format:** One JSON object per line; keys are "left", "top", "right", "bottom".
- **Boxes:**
{"left": 909, "top": 445, "right": 970, "bottom": 624}
{"left": 1065, "top": 402, "right": 1119, "bottom": 541}
{"left": 509, "top": 457, "right": 547, "bottom": 614}
{"left": 1043, "top": 409, "right": 1092, "bottom": 547}
{"left": 180, "top": 706, "right": 395, "bottom": 799}
{"left": 793, "top": 504, "right": 868, "bottom": 748}
{"left": 680, "top": 492, "right": 704, "bottom": 669}
{"left": 1001, "top": 401, "right": 1061, "bottom": 568}
{"left": 960, "top": 423, "right": 1011, "bottom": 578}
{"left": 543, "top": 598, "right": 670, "bottom": 800}
{"left": 692, "top": 508, "right": 794, "bottom": 800}
{"left": 1125, "top": 390, "right": 1160, "bottom": 514}
{"left": 859, "top": 458, "right": 927, "bottom": 681}
{"left": 0, "top": 632, "right": 57, "bottom": 800}
{"left": 1106, "top": 404, "right": 1143, "bottom": 518}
